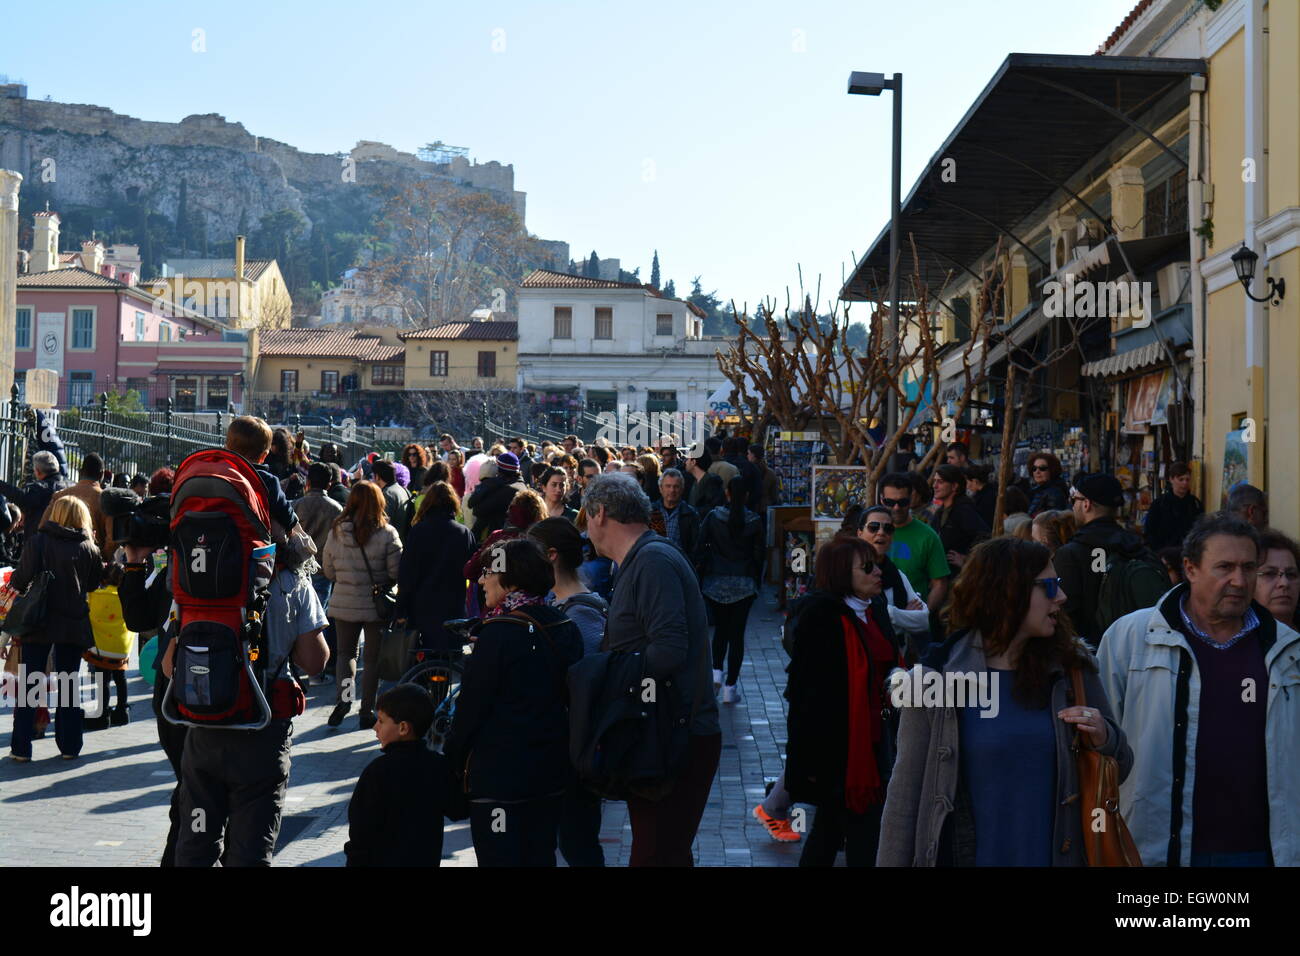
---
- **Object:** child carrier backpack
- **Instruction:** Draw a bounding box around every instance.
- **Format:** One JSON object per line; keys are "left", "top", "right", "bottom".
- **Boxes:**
{"left": 161, "top": 449, "right": 278, "bottom": 730}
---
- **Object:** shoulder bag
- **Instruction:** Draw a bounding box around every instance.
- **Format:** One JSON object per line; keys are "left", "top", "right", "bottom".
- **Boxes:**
{"left": 357, "top": 530, "right": 397, "bottom": 623}
{"left": 1071, "top": 667, "right": 1142, "bottom": 867}
{"left": 4, "top": 570, "right": 54, "bottom": 638}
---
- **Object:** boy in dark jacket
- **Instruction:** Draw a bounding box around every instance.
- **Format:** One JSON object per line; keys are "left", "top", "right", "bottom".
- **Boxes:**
{"left": 346, "top": 684, "right": 458, "bottom": 866}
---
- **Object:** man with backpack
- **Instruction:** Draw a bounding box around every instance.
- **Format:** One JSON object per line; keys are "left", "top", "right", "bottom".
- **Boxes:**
{"left": 1054, "top": 473, "right": 1169, "bottom": 644}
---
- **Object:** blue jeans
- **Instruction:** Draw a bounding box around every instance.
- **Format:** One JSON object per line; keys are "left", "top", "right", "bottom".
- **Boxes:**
{"left": 310, "top": 573, "right": 335, "bottom": 675}
{"left": 1189, "top": 851, "right": 1271, "bottom": 867}
{"left": 10, "top": 641, "right": 85, "bottom": 759}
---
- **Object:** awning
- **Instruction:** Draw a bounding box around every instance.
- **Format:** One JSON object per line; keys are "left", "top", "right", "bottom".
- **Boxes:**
{"left": 153, "top": 368, "right": 238, "bottom": 376}
{"left": 1046, "top": 232, "right": 1191, "bottom": 286}
{"left": 522, "top": 383, "right": 579, "bottom": 392}
{"left": 841, "top": 53, "right": 1205, "bottom": 302}
{"left": 1083, "top": 341, "right": 1170, "bottom": 377}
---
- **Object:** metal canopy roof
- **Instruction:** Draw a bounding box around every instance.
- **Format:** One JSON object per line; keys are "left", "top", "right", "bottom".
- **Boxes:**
{"left": 840, "top": 53, "right": 1205, "bottom": 302}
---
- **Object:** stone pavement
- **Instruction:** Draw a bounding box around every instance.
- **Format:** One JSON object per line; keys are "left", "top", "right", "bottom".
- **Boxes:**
{"left": 0, "top": 588, "right": 813, "bottom": 867}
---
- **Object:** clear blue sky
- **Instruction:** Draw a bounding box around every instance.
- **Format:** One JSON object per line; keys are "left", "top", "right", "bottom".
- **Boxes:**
{"left": 4, "top": 0, "right": 1140, "bottom": 312}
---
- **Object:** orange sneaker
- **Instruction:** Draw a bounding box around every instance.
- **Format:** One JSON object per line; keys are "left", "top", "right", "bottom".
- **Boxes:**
{"left": 753, "top": 804, "right": 801, "bottom": 842}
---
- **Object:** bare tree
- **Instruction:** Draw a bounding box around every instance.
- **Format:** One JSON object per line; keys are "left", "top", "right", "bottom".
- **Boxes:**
{"left": 368, "top": 179, "right": 533, "bottom": 327}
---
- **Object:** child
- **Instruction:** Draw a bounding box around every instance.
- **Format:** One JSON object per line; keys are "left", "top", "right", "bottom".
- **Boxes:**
{"left": 84, "top": 563, "right": 133, "bottom": 729}
{"left": 344, "top": 684, "right": 461, "bottom": 866}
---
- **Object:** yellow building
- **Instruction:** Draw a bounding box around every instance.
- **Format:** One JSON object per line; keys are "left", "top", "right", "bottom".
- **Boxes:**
{"left": 1199, "top": 0, "right": 1300, "bottom": 530}
{"left": 146, "top": 236, "right": 293, "bottom": 330}
{"left": 398, "top": 320, "right": 517, "bottom": 389}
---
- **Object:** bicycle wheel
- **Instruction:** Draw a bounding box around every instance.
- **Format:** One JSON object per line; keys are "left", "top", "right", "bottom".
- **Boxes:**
{"left": 399, "top": 658, "right": 463, "bottom": 750}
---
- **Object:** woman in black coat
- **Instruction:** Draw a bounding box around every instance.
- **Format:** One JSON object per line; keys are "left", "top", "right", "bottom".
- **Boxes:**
{"left": 444, "top": 538, "right": 583, "bottom": 866}
{"left": 784, "top": 534, "right": 903, "bottom": 867}
{"left": 1025, "top": 451, "right": 1070, "bottom": 517}
{"left": 395, "top": 482, "right": 478, "bottom": 652}
{"left": 8, "top": 495, "right": 104, "bottom": 762}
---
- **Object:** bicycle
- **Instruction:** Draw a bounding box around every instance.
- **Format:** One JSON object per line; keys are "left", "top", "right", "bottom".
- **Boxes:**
{"left": 397, "top": 618, "right": 478, "bottom": 752}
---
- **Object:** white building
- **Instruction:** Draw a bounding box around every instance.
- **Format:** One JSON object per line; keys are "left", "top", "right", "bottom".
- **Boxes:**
{"left": 320, "top": 268, "right": 407, "bottom": 326}
{"left": 516, "top": 269, "right": 728, "bottom": 417}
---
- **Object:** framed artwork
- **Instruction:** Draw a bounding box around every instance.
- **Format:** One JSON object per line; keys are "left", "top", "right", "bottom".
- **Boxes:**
{"left": 811, "top": 465, "right": 870, "bottom": 521}
{"left": 1221, "top": 428, "right": 1249, "bottom": 506}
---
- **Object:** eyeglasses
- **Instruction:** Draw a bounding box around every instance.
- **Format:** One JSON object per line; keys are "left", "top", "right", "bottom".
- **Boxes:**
{"left": 881, "top": 497, "right": 911, "bottom": 508}
{"left": 1034, "top": 576, "right": 1063, "bottom": 599}
{"left": 1031, "top": 465, "right": 1050, "bottom": 473}
{"left": 1259, "top": 568, "right": 1300, "bottom": 583}
{"left": 1069, "top": 493, "right": 1086, "bottom": 505}
{"left": 864, "top": 521, "right": 894, "bottom": 534}
{"left": 859, "top": 562, "right": 876, "bottom": 574}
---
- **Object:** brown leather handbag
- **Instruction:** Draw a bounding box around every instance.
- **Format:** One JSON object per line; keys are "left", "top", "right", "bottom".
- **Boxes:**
{"left": 1071, "top": 668, "right": 1142, "bottom": 866}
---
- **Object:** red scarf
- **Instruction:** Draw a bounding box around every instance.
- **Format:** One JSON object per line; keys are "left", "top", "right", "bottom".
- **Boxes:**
{"left": 842, "top": 610, "right": 897, "bottom": 812}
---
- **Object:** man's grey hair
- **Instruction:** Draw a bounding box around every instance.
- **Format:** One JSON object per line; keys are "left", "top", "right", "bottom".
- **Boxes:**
{"left": 659, "top": 467, "right": 684, "bottom": 484}
{"left": 585, "top": 472, "right": 651, "bottom": 525}
{"left": 32, "top": 451, "right": 58, "bottom": 477}
{"left": 1226, "top": 483, "right": 1267, "bottom": 515}
{"left": 1183, "top": 510, "right": 1260, "bottom": 565}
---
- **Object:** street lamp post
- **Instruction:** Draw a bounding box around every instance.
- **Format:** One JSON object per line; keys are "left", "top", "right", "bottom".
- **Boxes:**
{"left": 848, "top": 70, "right": 903, "bottom": 438}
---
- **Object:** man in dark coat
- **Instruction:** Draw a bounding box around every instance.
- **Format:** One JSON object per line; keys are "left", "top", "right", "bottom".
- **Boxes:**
{"left": 1144, "top": 461, "right": 1203, "bottom": 551}
{"left": 649, "top": 467, "right": 701, "bottom": 558}
{"left": 466, "top": 452, "right": 527, "bottom": 539}
{"left": 0, "top": 449, "right": 67, "bottom": 552}
{"left": 926, "top": 464, "right": 990, "bottom": 575}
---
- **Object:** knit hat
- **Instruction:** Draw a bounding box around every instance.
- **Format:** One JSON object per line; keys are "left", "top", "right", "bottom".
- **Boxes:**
{"left": 496, "top": 451, "right": 520, "bottom": 474}
{"left": 1073, "top": 473, "right": 1124, "bottom": 509}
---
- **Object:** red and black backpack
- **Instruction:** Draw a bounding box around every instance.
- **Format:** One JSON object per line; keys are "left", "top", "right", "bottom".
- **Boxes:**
{"left": 160, "top": 448, "right": 278, "bottom": 730}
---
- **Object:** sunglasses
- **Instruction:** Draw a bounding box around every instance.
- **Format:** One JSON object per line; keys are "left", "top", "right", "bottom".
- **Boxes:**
{"left": 1034, "top": 576, "right": 1063, "bottom": 599}
{"left": 1031, "top": 465, "right": 1050, "bottom": 473}
{"left": 881, "top": 497, "right": 911, "bottom": 508}
{"left": 864, "top": 521, "right": 895, "bottom": 533}
{"left": 859, "top": 562, "right": 876, "bottom": 574}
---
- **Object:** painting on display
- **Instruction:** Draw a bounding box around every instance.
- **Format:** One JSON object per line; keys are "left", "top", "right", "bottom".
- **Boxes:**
{"left": 811, "top": 465, "right": 870, "bottom": 522}
{"left": 1221, "top": 428, "right": 1249, "bottom": 506}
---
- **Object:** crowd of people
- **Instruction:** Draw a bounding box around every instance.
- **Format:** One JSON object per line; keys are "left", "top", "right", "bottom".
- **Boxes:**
{"left": 3, "top": 418, "right": 1297, "bottom": 870}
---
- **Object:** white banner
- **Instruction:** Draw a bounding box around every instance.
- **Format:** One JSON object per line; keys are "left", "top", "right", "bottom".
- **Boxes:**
{"left": 35, "top": 312, "right": 65, "bottom": 375}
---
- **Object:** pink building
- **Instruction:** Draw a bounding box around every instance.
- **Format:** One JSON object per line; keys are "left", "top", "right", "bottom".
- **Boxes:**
{"left": 15, "top": 213, "right": 249, "bottom": 410}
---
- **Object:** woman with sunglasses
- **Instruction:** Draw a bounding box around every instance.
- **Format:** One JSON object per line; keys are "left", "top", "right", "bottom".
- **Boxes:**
{"left": 1255, "top": 529, "right": 1300, "bottom": 628}
{"left": 784, "top": 535, "right": 905, "bottom": 866}
{"left": 1026, "top": 451, "right": 1070, "bottom": 517}
{"left": 857, "top": 506, "right": 931, "bottom": 662}
{"left": 402, "top": 444, "right": 430, "bottom": 495}
{"left": 877, "top": 537, "right": 1132, "bottom": 866}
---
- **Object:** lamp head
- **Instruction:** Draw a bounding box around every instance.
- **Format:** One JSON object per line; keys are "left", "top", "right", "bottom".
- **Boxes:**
{"left": 1231, "top": 243, "right": 1259, "bottom": 286}
{"left": 848, "top": 71, "right": 886, "bottom": 96}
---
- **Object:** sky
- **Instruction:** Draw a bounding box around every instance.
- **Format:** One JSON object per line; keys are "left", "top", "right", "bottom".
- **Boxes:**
{"left": 3, "top": 0, "right": 1143, "bottom": 313}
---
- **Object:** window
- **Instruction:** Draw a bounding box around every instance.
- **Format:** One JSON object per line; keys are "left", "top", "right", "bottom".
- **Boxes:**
{"left": 477, "top": 351, "right": 496, "bottom": 378}
{"left": 656, "top": 313, "right": 673, "bottom": 336}
{"left": 135, "top": 311, "right": 146, "bottom": 341}
{"left": 587, "top": 389, "right": 618, "bottom": 414}
{"left": 343, "top": 305, "right": 353, "bottom": 323}
{"left": 14, "top": 369, "right": 25, "bottom": 402}
{"left": 69, "top": 371, "right": 95, "bottom": 406}
{"left": 372, "top": 365, "right": 404, "bottom": 386}
{"left": 71, "top": 308, "right": 94, "bottom": 349}
{"left": 206, "top": 378, "right": 229, "bottom": 410}
{"left": 15, "top": 307, "right": 31, "bottom": 349}
{"left": 281, "top": 369, "right": 298, "bottom": 393}
{"left": 430, "top": 350, "right": 449, "bottom": 376}
{"left": 1144, "top": 169, "right": 1188, "bottom": 239}
{"left": 160, "top": 323, "right": 171, "bottom": 342}
{"left": 321, "top": 370, "right": 339, "bottom": 393}
{"left": 175, "top": 378, "right": 197, "bottom": 412}
{"left": 595, "top": 307, "right": 613, "bottom": 340}
{"left": 553, "top": 306, "right": 572, "bottom": 339}
{"left": 647, "top": 390, "right": 678, "bottom": 413}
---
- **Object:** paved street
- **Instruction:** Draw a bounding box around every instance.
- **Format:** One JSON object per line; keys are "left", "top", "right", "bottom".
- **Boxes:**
{"left": 0, "top": 590, "right": 810, "bottom": 867}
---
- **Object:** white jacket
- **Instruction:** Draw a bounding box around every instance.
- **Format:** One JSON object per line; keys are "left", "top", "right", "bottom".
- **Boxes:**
{"left": 1097, "top": 585, "right": 1300, "bottom": 866}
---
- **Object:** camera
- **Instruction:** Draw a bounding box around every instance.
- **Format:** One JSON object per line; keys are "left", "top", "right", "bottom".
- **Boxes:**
{"left": 102, "top": 487, "right": 171, "bottom": 550}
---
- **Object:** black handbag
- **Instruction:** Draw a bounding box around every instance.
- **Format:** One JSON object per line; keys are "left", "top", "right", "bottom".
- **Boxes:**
{"left": 4, "top": 570, "right": 53, "bottom": 637}
{"left": 376, "top": 624, "right": 418, "bottom": 681}
{"left": 357, "top": 534, "right": 397, "bottom": 623}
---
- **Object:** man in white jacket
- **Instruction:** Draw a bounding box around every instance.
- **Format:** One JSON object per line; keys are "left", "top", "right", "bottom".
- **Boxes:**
{"left": 1098, "top": 511, "right": 1300, "bottom": 867}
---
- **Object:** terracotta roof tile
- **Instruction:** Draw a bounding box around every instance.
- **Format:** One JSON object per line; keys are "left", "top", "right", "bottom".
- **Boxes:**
{"left": 520, "top": 268, "right": 650, "bottom": 290}
{"left": 18, "top": 266, "right": 125, "bottom": 289}
{"left": 1097, "top": 0, "right": 1156, "bottom": 54}
{"left": 259, "top": 328, "right": 404, "bottom": 361}
{"left": 399, "top": 321, "right": 518, "bottom": 341}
